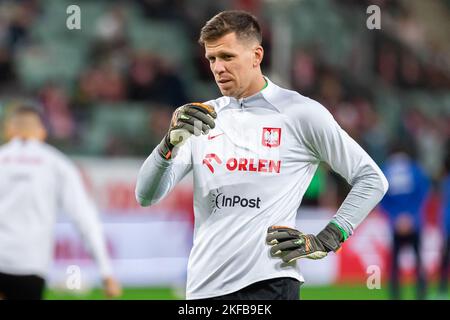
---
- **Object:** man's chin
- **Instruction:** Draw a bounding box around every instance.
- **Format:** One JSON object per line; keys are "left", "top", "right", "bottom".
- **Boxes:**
{"left": 220, "top": 87, "right": 240, "bottom": 97}
{"left": 219, "top": 88, "right": 232, "bottom": 97}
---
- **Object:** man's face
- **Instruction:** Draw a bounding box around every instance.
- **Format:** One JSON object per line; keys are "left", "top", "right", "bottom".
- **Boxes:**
{"left": 204, "top": 32, "right": 261, "bottom": 99}
{"left": 4, "top": 113, "right": 47, "bottom": 141}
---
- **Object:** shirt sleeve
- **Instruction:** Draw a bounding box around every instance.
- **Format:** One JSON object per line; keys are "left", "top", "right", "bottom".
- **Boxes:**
{"left": 299, "top": 101, "right": 389, "bottom": 237}
{"left": 135, "top": 138, "right": 193, "bottom": 207}
{"left": 57, "top": 157, "right": 113, "bottom": 278}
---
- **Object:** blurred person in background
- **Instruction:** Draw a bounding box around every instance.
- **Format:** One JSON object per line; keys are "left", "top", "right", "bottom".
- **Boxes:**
{"left": 380, "top": 140, "right": 430, "bottom": 300}
{"left": 0, "top": 105, "right": 122, "bottom": 300}
{"left": 126, "top": 52, "right": 188, "bottom": 107}
{"left": 38, "top": 83, "right": 76, "bottom": 142}
{"left": 437, "top": 139, "right": 450, "bottom": 298}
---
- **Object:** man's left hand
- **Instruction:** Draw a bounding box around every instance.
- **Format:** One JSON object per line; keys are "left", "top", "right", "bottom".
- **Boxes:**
{"left": 103, "top": 276, "right": 122, "bottom": 299}
{"left": 266, "top": 223, "right": 345, "bottom": 263}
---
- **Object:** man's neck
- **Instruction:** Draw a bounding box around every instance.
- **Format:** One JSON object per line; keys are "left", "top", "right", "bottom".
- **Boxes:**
{"left": 8, "top": 133, "right": 44, "bottom": 141}
{"left": 238, "top": 75, "right": 267, "bottom": 99}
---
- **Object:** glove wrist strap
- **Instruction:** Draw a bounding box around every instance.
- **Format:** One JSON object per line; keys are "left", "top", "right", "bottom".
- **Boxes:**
{"left": 157, "top": 134, "right": 174, "bottom": 160}
{"left": 317, "top": 222, "right": 345, "bottom": 253}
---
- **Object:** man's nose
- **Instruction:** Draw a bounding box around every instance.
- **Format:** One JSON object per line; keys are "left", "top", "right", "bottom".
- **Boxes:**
{"left": 213, "top": 60, "right": 226, "bottom": 75}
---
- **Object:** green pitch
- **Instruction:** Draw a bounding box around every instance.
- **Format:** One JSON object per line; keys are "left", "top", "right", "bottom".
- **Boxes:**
{"left": 45, "top": 283, "right": 450, "bottom": 300}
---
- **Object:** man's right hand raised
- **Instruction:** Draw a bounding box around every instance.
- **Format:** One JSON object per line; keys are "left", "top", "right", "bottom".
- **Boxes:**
{"left": 158, "top": 103, "right": 217, "bottom": 160}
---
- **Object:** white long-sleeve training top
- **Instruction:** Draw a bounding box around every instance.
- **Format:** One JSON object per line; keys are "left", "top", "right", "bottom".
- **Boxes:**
{"left": 136, "top": 77, "right": 389, "bottom": 299}
{"left": 0, "top": 138, "right": 112, "bottom": 279}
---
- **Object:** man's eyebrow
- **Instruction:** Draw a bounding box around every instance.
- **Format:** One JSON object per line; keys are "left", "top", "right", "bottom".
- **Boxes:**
{"left": 205, "top": 51, "right": 236, "bottom": 59}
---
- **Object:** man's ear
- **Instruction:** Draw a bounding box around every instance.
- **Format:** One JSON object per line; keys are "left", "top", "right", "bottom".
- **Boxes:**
{"left": 253, "top": 45, "right": 264, "bottom": 68}
{"left": 37, "top": 125, "right": 47, "bottom": 141}
{"left": 3, "top": 121, "right": 14, "bottom": 141}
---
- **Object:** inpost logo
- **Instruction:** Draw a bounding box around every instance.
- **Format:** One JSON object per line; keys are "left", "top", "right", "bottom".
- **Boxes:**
{"left": 211, "top": 189, "right": 261, "bottom": 213}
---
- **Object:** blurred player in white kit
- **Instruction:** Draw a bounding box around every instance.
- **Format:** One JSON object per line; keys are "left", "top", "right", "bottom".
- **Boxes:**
{"left": 0, "top": 105, "right": 122, "bottom": 300}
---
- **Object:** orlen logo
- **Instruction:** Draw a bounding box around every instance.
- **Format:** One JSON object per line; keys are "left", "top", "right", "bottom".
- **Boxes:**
{"left": 203, "top": 154, "right": 222, "bottom": 173}
{"left": 211, "top": 189, "right": 261, "bottom": 213}
{"left": 202, "top": 153, "right": 281, "bottom": 174}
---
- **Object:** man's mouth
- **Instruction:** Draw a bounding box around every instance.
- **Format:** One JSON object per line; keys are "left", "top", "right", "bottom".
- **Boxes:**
{"left": 218, "top": 79, "right": 231, "bottom": 84}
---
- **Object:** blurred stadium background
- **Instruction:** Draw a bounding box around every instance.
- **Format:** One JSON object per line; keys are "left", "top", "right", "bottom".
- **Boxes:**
{"left": 0, "top": 0, "right": 449, "bottom": 300}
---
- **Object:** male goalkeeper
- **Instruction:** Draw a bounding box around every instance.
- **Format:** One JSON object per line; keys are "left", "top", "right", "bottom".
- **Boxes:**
{"left": 136, "top": 10, "right": 388, "bottom": 300}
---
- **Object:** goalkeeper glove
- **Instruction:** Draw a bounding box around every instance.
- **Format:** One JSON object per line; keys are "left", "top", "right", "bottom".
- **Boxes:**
{"left": 158, "top": 102, "right": 216, "bottom": 159}
{"left": 266, "top": 222, "right": 347, "bottom": 263}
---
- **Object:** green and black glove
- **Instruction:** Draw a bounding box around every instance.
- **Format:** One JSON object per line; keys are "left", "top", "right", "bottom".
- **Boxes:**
{"left": 266, "top": 222, "right": 348, "bottom": 263}
{"left": 158, "top": 102, "right": 217, "bottom": 159}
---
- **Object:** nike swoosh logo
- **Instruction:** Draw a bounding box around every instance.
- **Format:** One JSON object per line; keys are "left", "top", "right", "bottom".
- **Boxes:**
{"left": 208, "top": 133, "right": 224, "bottom": 140}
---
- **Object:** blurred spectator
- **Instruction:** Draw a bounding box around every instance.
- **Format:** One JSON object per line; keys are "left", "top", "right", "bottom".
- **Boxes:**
{"left": 292, "top": 50, "right": 317, "bottom": 97}
{"left": 356, "top": 96, "right": 389, "bottom": 164}
{"left": 90, "top": 3, "right": 130, "bottom": 70}
{"left": 316, "top": 69, "right": 344, "bottom": 109}
{"left": 380, "top": 141, "right": 430, "bottom": 300}
{"left": 0, "top": 0, "right": 39, "bottom": 88}
{"left": 394, "top": 7, "right": 426, "bottom": 51}
{"left": 402, "top": 108, "right": 446, "bottom": 179}
{"left": 438, "top": 139, "right": 450, "bottom": 297}
{"left": 334, "top": 101, "right": 361, "bottom": 140}
{"left": 398, "top": 51, "right": 423, "bottom": 89}
{"left": 96, "top": 65, "right": 127, "bottom": 102}
{"left": 232, "top": 0, "right": 263, "bottom": 14}
{"left": 6, "top": 1, "right": 37, "bottom": 49}
{"left": 136, "top": 0, "right": 186, "bottom": 20}
{"left": 126, "top": 52, "right": 160, "bottom": 101}
{"left": 156, "top": 59, "right": 189, "bottom": 107}
{"left": 38, "top": 83, "right": 75, "bottom": 142}
{"left": 76, "top": 65, "right": 126, "bottom": 103}
{"left": 376, "top": 41, "right": 399, "bottom": 86}
{"left": 95, "top": 4, "right": 127, "bottom": 45}
{"left": 126, "top": 52, "right": 188, "bottom": 107}
{"left": 0, "top": 48, "right": 14, "bottom": 86}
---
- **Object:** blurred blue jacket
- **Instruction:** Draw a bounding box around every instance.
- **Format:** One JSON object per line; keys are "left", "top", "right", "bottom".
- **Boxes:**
{"left": 443, "top": 175, "right": 450, "bottom": 235}
{"left": 380, "top": 153, "right": 430, "bottom": 232}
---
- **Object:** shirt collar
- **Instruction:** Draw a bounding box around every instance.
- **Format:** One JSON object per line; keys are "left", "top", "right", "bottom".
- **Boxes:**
{"left": 10, "top": 137, "right": 42, "bottom": 145}
{"left": 226, "top": 76, "right": 281, "bottom": 113}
